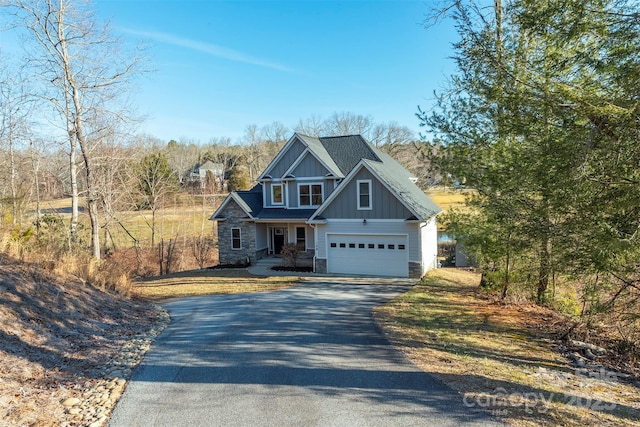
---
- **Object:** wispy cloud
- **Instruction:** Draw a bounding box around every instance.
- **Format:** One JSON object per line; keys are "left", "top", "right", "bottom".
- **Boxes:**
{"left": 121, "top": 28, "right": 293, "bottom": 73}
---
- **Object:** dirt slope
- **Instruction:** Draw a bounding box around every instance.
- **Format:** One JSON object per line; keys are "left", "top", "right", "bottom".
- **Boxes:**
{"left": 0, "top": 254, "right": 163, "bottom": 426}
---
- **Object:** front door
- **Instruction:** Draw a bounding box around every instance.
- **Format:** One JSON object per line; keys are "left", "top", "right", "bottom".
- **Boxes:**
{"left": 272, "top": 227, "right": 285, "bottom": 255}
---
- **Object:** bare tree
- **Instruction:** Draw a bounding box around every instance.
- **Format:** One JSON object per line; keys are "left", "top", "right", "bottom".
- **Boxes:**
{"left": 261, "top": 121, "right": 289, "bottom": 143}
{"left": 242, "top": 124, "right": 262, "bottom": 183}
{"left": 370, "top": 122, "right": 415, "bottom": 148}
{"left": 6, "top": 0, "right": 145, "bottom": 259}
{"left": 93, "top": 137, "right": 137, "bottom": 252}
{"left": 205, "top": 137, "right": 240, "bottom": 191}
{"left": 0, "top": 66, "right": 34, "bottom": 226}
{"left": 323, "top": 112, "right": 374, "bottom": 138}
{"left": 294, "top": 114, "right": 326, "bottom": 137}
{"left": 132, "top": 152, "right": 179, "bottom": 248}
{"left": 166, "top": 138, "right": 202, "bottom": 184}
{"left": 28, "top": 137, "right": 45, "bottom": 235}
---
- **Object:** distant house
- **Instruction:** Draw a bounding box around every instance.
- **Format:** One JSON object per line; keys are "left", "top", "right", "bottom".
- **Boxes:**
{"left": 210, "top": 133, "right": 441, "bottom": 278}
{"left": 188, "top": 160, "right": 224, "bottom": 188}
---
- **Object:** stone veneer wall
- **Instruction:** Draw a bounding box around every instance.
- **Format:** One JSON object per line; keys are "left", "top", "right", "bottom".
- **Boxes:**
{"left": 314, "top": 258, "right": 327, "bottom": 274}
{"left": 408, "top": 262, "right": 422, "bottom": 278}
{"left": 217, "top": 200, "right": 257, "bottom": 265}
{"left": 256, "top": 247, "right": 268, "bottom": 261}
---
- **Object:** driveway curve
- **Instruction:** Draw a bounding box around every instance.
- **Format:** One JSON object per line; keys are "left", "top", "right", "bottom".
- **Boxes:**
{"left": 109, "top": 279, "right": 501, "bottom": 426}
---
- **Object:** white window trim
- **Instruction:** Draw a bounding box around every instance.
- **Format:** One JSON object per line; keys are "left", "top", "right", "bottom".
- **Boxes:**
{"left": 231, "top": 227, "right": 242, "bottom": 250}
{"left": 297, "top": 182, "right": 324, "bottom": 208}
{"left": 357, "top": 179, "right": 372, "bottom": 210}
{"left": 295, "top": 226, "right": 307, "bottom": 251}
{"left": 271, "top": 183, "right": 284, "bottom": 205}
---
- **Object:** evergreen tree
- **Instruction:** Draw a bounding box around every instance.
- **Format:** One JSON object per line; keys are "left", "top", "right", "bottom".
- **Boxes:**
{"left": 421, "top": 0, "right": 640, "bottom": 307}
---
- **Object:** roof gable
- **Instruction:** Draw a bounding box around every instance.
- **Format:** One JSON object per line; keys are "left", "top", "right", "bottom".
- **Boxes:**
{"left": 210, "top": 184, "right": 263, "bottom": 220}
{"left": 283, "top": 150, "right": 333, "bottom": 177}
{"left": 295, "top": 134, "right": 343, "bottom": 176}
{"left": 314, "top": 167, "right": 413, "bottom": 219}
{"left": 310, "top": 160, "right": 440, "bottom": 222}
{"left": 362, "top": 158, "right": 440, "bottom": 220}
{"left": 260, "top": 133, "right": 410, "bottom": 181}
{"left": 259, "top": 135, "right": 306, "bottom": 179}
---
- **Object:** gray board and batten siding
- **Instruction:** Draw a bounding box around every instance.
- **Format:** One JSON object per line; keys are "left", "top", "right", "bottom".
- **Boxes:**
{"left": 263, "top": 139, "right": 306, "bottom": 178}
{"left": 315, "top": 168, "right": 413, "bottom": 220}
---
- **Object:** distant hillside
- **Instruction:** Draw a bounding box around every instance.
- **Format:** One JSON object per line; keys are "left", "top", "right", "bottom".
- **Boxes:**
{"left": 0, "top": 254, "right": 163, "bottom": 426}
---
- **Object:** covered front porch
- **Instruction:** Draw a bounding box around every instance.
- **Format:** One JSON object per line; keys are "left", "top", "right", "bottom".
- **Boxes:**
{"left": 255, "top": 221, "right": 315, "bottom": 266}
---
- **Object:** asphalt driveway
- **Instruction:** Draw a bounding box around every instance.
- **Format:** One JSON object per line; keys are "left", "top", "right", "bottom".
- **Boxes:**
{"left": 108, "top": 279, "right": 501, "bottom": 426}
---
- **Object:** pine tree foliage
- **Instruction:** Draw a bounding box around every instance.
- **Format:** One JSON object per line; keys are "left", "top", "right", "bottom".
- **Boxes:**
{"left": 421, "top": 0, "right": 640, "bottom": 322}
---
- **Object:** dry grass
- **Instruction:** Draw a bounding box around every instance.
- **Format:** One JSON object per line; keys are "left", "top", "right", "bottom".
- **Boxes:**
{"left": 374, "top": 268, "right": 640, "bottom": 426}
{"left": 426, "top": 188, "right": 471, "bottom": 214}
{"left": 132, "top": 268, "right": 298, "bottom": 301}
{"left": 33, "top": 196, "right": 224, "bottom": 249}
{"left": 0, "top": 254, "right": 162, "bottom": 427}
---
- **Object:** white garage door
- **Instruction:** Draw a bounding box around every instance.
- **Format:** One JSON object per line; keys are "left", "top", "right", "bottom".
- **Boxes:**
{"left": 327, "top": 234, "right": 409, "bottom": 277}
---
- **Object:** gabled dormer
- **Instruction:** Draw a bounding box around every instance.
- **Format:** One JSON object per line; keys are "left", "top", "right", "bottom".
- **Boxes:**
{"left": 259, "top": 133, "right": 344, "bottom": 209}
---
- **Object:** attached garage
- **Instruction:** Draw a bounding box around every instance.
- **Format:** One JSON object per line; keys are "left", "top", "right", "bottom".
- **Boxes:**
{"left": 326, "top": 234, "right": 409, "bottom": 277}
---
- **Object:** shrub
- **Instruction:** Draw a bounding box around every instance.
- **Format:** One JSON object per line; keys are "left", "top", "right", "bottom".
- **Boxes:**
{"left": 281, "top": 243, "right": 300, "bottom": 268}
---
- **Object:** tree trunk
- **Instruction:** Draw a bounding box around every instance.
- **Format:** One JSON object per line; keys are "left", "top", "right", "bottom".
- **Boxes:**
{"left": 151, "top": 206, "right": 156, "bottom": 248}
{"left": 8, "top": 126, "right": 17, "bottom": 225}
{"left": 58, "top": 8, "right": 100, "bottom": 259}
{"left": 69, "top": 137, "right": 79, "bottom": 241}
{"left": 537, "top": 234, "right": 551, "bottom": 304}
{"left": 31, "top": 141, "right": 42, "bottom": 236}
{"left": 501, "top": 240, "right": 510, "bottom": 300}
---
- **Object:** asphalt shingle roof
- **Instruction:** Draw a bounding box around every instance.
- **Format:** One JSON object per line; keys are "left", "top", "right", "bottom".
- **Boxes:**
{"left": 363, "top": 155, "right": 441, "bottom": 220}
{"left": 230, "top": 184, "right": 316, "bottom": 220}
{"left": 217, "top": 134, "right": 440, "bottom": 222}
{"left": 233, "top": 184, "right": 263, "bottom": 217}
{"left": 295, "top": 134, "right": 342, "bottom": 176}
{"left": 317, "top": 135, "right": 380, "bottom": 175}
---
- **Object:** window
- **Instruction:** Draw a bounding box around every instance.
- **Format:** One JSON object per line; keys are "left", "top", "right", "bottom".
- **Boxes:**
{"left": 398, "top": 244, "right": 406, "bottom": 250}
{"left": 358, "top": 243, "right": 365, "bottom": 249}
{"left": 388, "top": 244, "right": 395, "bottom": 250}
{"left": 368, "top": 243, "right": 375, "bottom": 249}
{"left": 271, "top": 184, "right": 283, "bottom": 205}
{"left": 357, "top": 180, "right": 372, "bottom": 210}
{"left": 296, "top": 227, "right": 306, "bottom": 250}
{"left": 299, "top": 183, "right": 323, "bottom": 207}
{"left": 378, "top": 244, "right": 384, "bottom": 249}
{"left": 349, "top": 243, "right": 355, "bottom": 248}
{"left": 330, "top": 242, "right": 337, "bottom": 248}
{"left": 340, "top": 243, "right": 346, "bottom": 248}
{"left": 231, "top": 228, "right": 241, "bottom": 250}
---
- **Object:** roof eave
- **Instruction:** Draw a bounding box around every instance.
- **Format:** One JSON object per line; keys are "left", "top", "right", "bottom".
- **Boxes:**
{"left": 306, "top": 219, "right": 327, "bottom": 224}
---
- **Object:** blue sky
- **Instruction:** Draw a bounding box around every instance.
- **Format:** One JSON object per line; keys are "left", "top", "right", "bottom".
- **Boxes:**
{"left": 11, "top": 1, "right": 461, "bottom": 143}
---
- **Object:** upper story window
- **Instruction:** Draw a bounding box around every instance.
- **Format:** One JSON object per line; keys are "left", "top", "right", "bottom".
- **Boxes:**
{"left": 271, "top": 184, "right": 283, "bottom": 205}
{"left": 357, "top": 180, "right": 372, "bottom": 210}
{"left": 299, "top": 183, "right": 323, "bottom": 207}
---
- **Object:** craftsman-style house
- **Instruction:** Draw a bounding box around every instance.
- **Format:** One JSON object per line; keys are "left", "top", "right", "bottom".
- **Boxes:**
{"left": 210, "top": 133, "right": 440, "bottom": 278}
